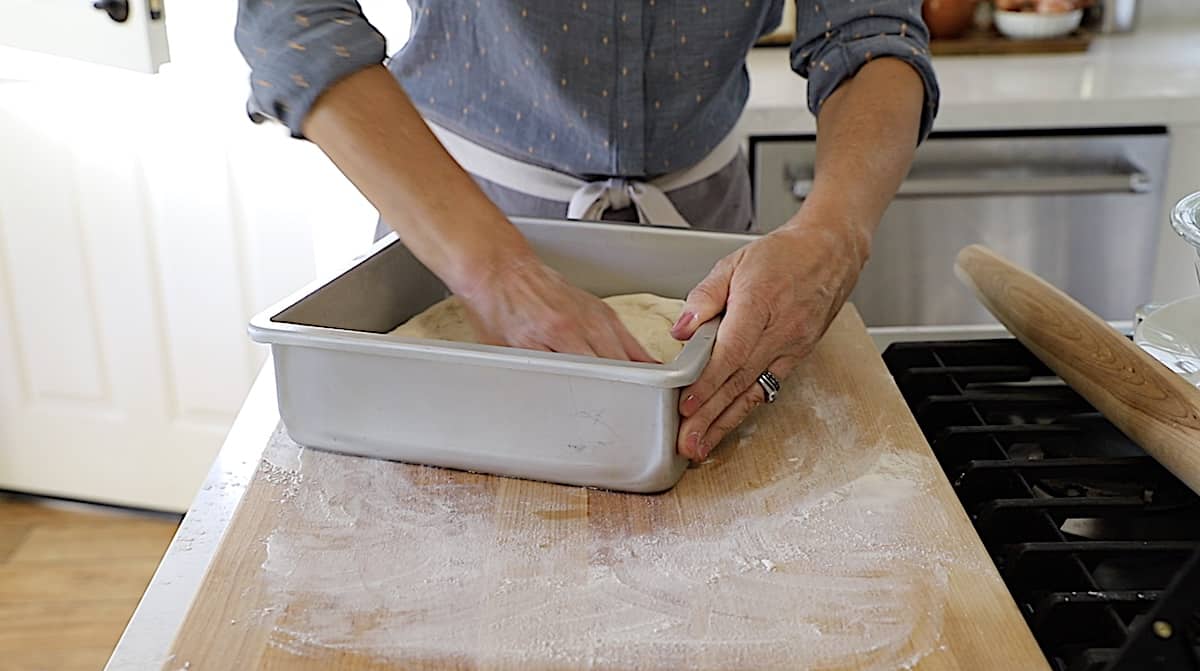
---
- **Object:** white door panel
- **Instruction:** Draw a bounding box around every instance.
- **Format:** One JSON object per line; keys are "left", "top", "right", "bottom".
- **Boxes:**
{"left": 0, "top": 0, "right": 169, "bottom": 72}
{"left": 1, "top": 125, "right": 109, "bottom": 405}
{"left": 0, "top": 78, "right": 330, "bottom": 511}
{"left": 0, "top": 0, "right": 401, "bottom": 511}
{"left": 0, "top": 83, "right": 245, "bottom": 510}
{"left": 140, "top": 134, "right": 261, "bottom": 421}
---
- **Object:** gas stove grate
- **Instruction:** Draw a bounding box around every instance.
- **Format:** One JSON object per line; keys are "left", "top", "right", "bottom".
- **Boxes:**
{"left": 883, "top": 339, "right": 1200, "bottom": 671}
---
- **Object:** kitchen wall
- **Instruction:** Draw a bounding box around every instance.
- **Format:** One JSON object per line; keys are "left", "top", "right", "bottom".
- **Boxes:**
{"left": 1140, "top": 0, "right": 1200, "bottom": 23}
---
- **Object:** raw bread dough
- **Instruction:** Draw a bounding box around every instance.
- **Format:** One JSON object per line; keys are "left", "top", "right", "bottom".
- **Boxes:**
{"left": 389, "top": 293, "right": 686, "bottom": 362}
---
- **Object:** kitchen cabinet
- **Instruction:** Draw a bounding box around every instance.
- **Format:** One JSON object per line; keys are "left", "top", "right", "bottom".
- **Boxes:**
{"left": 753, "top": 128, "right": 1171, "bottom": 327}
{"left": 743, "top": 22, "right": 1200, "bottom": 315}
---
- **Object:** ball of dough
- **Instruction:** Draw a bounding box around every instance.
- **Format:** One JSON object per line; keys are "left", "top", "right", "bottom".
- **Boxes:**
{"left": 389, "top": 293, "right": 686, "bottom": 363}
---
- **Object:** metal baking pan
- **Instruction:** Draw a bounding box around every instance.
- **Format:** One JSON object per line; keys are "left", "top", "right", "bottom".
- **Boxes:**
{"left": 248, "top": 218, "right": 754, "bottom": 492}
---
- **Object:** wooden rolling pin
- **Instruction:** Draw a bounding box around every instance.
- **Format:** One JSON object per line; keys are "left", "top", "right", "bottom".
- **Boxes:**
{"left": 955, "top": 244, "right": 1200, "bottom": 494}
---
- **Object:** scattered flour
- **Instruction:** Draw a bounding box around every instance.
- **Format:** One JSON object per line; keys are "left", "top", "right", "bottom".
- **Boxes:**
{"left": 253, "top": 377, "right": 953, "bottom": 670}
{"left": 259, "top": 447, "right": 304, "bottom": 503}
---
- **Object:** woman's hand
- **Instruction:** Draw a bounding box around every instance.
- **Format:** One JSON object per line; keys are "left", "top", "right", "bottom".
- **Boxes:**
{"left": 302, "top": 67, "right": 652, "bottom": 363}
{"left": 666, "top": 56, "right": 924, "bottom": 460}
{"left": 458, "top": 256, "right": 658, "bottom": 362}
{"left": 670, "top": 214, "right": 872, "bottom": 461}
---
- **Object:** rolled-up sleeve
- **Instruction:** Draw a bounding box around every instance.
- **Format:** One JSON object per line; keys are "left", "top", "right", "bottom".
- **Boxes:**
{"left": 235, "top": 0, "right": 387, "bottom": 137}
{"left": 790, "top": 0, "right": 940, "bottom": 142}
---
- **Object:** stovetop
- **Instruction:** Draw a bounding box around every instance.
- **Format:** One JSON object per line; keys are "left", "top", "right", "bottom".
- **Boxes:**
{"left": 883, "top": 338, "right": 1200, "bottom": 671}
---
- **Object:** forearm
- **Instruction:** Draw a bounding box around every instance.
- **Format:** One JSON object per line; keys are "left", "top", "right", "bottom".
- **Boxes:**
{"left": 302, "top": 65, "right": 534, "bottom": 295}
{"left": 784, "top": 58, "right": 925, "bottom": 256}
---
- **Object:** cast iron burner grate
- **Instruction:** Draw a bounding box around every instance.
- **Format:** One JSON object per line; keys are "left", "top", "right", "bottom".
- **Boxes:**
{"left": 882, "top": 339, "right": 1200, "bottom": 671}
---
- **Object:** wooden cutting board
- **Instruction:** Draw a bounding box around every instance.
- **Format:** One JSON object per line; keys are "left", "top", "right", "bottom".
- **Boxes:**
{"left": 929, "top": 28, "right": 1093, "bottom": 56}
{"left": 166, "top": 307, "right": 1048, "bottom": 671}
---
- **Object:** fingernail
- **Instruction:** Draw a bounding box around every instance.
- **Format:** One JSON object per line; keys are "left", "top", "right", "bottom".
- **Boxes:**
{"left": 671, "top": 311, "right": 695, "bottom": 333}
{"left": 681, "top": 393, "right": 697, "bottom": 415}
{"left": 685, "top": 431, "right": 701, "bottom": 456}
{"left": 697, "top": 440, "right": 711, "bottom": 461}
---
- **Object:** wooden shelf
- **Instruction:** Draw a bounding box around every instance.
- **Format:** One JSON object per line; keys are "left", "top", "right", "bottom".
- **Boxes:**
{"left": 755, "top": 29, "right": 1094, "bottom": 56}
{"left": 931, "top": 28, "right": 1093, "bottom": 55}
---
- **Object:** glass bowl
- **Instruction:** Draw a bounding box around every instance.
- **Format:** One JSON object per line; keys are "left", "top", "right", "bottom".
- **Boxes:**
{"left": 1172, "top": 190, "right": 1200, "bottom": 291}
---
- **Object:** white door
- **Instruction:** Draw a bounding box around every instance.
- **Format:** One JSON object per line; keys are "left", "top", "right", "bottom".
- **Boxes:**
{"left": 0, "top": 0, "right": 169, "bottom": 72}
{"left": 0, "top": 3, "right": 390, "bottom": 511}
{"left": 0, "top": 75, "right": 322, "bottom": 512}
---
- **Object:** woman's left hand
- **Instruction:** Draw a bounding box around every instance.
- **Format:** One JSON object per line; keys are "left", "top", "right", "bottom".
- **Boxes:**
{"left": 670, "top": 214, "right": 872, "bottom": 461}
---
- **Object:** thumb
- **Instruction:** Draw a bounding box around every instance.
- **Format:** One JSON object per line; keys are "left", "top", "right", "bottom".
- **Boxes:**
{"left": 671, "top": 261, "right": 733, "bottom": 341}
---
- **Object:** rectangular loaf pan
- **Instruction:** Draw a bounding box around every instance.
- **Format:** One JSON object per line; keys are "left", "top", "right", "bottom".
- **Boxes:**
{"left": 249, "top": 218, "right": 755, "bottom": 492}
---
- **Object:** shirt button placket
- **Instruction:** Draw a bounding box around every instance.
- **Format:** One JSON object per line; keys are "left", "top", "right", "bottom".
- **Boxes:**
{"left": 614, "top": 0, "right": 645, "bottom": 176}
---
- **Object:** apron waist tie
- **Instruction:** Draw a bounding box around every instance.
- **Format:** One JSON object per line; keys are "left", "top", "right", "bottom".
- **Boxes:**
{"left": 427, "top": 121, "right": 742, "bottom": 229}
{"left": 567, "top": 178, "right": 691, "bottom": 229}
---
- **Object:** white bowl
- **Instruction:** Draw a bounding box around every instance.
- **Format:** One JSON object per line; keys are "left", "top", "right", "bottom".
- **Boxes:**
{"left": 994, "top": 9, "right": 1083, "bottom": 40}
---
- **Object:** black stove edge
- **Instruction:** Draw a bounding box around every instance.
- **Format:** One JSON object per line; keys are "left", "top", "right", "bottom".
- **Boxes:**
{"left": 1109, "top": 547, "right": 1200, "bottom": 671}
{"left": 880, "top": 338, "right": 1200, "bottom": 671}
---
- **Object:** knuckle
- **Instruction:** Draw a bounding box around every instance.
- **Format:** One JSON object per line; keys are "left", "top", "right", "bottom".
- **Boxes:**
{"left": 691, "top": 403, "right": 722, "bottom": 431}
{"left": 706, "top": 383, "right": 745, "bottom": 420}
{"left": 774, "top": 356, "right": 799, "bottom": 377}
{"left": 680, "top": 419, "right": 705, "bottom": 447}
{"left": 711, "top": 396, "right": 760, "bottom": 440}
{"left": 789, "top": 320, "right": 813, "bottom": 343}
{"left": 721, "top": 331, "right": 756, "bottom": 359}
{"left": 544, "top": 313, "right": 577, "bottom": 337}
{"left": 598, "top": 338, "right": 624, "bottom": 358}
{"left": 705, "top": 384, "right": 734, "bottom": 410}
{"left": 512, "top": 324, "right": 548, "bottom": 346}
{"left": 708, "top": 418, "right": 740, "bottom": 444}
{"left": 738, "top": 386, "right": 763, "bottom": 412}
{"left": 749, "top": 389, "right": 765, "bottom": 408}
{"left": 736, "top": 287, "right": 771, "bottom": 310}
{"left": 510, "top": 335, "right": 541, "bottom": 349}
{"left": 678, "top": 415, "right": 697, "bottom": 435}
{"left": 687, "top": 283, "right": 718, "bottom": 305}
{"left": 519, "top": 320, "right": 564, "bottom": 347}
{"left": 732, "top": 366, "right": 759, "bottom": 393}
{"left": 716, "top": 252, "right": 740, "bottom": 273}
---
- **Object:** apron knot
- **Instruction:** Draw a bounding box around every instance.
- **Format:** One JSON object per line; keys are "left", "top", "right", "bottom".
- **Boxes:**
{"left": 567, "top": 178, "right": 690, "bottom": 228}
{"left": 426, "top": 120, "right": 742, "bottom": 230}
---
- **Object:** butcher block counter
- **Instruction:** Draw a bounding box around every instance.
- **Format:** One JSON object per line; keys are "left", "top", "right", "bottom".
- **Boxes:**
{"left": 107, "top": 307, "right": 1047, "bottom": 670}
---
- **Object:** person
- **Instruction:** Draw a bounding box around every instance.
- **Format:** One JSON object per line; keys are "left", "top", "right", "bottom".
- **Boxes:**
{"left": 235, "top": 0, "right": 939, "bottom": 463}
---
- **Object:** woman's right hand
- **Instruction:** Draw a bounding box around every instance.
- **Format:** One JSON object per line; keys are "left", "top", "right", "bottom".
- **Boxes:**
{"left": 298, "top": 68, "right": 652, "bottom": 361}
{"left": 457, "top": 256, "right": 658, "bottom": 362}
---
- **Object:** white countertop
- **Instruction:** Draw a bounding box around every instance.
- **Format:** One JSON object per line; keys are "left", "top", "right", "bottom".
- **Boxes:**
{"left": 744, "top": 23, "right": 1200, "bottom": 135}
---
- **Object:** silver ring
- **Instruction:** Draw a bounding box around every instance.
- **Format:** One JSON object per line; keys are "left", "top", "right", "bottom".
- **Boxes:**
{"left": 757, "top": 370, "right": 781, "bottom": 404}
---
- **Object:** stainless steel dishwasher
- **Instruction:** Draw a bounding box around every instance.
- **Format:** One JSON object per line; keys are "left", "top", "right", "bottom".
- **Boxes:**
{"left": 751, "top": 127, "right": 1170, "bottom": 327}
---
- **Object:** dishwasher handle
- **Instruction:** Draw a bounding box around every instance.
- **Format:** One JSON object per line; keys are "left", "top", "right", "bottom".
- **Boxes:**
{"left": 791, "top": 165, "right": 1153, "bottom": 200}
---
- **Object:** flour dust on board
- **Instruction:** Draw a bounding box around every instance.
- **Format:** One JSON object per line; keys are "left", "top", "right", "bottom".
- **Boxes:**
{"left": 252, "top": 376, "right": 957, "bottom": 670}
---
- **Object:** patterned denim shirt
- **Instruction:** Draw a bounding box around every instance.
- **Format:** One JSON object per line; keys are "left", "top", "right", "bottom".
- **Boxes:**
{"left": 236, "top": 0, "right": 938, "bottom": 179}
